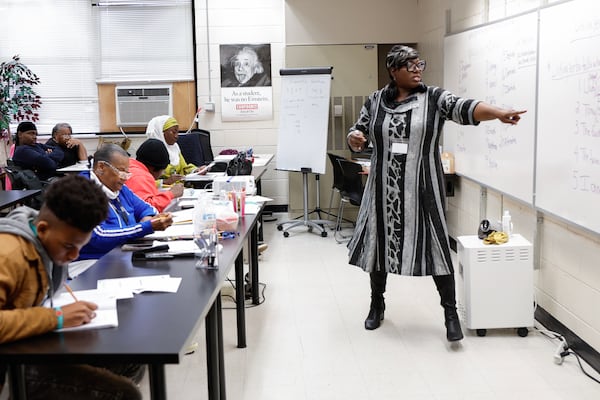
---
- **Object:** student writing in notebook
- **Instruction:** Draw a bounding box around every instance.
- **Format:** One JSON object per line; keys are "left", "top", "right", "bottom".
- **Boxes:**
{"left": 0, "top": 174, "right": 143, "bottom": 399}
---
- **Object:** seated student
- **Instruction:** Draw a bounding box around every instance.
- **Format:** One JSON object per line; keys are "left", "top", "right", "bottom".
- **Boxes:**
{"left": 11, "top": 121, "right": 64, "bottom": 181}
{"left": 126, "top": 138, "right": 184, "bottom": 212}
{"left": 77, "top": 144, "right": 173, "bottom": 260}
{"left": 45, "top": 122, "right": 88, "bottom": 168}
{"left": 146, "top": 115, "right": 207, "bottom": 185}
{"left": 0, "top": 174, "right": 143, "bottom": 399}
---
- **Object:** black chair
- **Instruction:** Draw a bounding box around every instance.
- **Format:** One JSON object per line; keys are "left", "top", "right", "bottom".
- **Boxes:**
{"left": 326, "top": 152, "right": 346, "bottom": 221}
{"left": 193, "top": 128, "right": 228, "bottom": 172}
{"left": 4, "top": 160, "right": 47, "bottom": 209}
{"left": 177, "top": 131, "right": 206, "bottom": 167}
{"left": 195, "top": 129, "right": 214, "bottom": 165}
{"left": 334, "top": 159, "right": 364, "bottom": 243}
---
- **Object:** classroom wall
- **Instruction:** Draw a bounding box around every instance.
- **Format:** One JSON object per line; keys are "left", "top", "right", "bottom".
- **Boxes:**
{"left": 416, "top": 0, "right": 600, "bottom": 353}
{"left": 3, "top": 0, "right": 598, "bottom": 354}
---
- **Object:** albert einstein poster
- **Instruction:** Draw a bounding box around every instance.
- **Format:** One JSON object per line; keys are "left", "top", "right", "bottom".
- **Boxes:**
{"left": 220, "top": 43, "right": 273, "bottom": 121}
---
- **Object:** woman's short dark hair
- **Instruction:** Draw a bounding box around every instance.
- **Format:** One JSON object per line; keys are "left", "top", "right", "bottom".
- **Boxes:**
{"left": 43, "top": 175, "right": 109, "bottom": 232}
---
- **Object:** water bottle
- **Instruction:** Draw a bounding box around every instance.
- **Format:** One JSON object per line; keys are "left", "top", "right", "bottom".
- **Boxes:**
{"left": 501, "top": 210, "right": 513, "bottom": 236}
{"left": 193, "top": 195, "right": 218, "bottom": 269}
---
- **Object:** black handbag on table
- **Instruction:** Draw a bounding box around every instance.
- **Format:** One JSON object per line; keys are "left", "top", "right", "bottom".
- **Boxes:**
{"left": 226, "top": 152, "right": 253, "bottom": 176}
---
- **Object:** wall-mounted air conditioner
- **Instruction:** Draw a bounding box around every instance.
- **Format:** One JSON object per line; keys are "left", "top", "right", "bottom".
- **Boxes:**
{"left": 115, "top": 85, "right": 172, "bottom": 127}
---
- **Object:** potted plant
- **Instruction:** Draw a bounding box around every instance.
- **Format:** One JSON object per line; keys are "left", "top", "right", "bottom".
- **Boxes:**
{"left": 0, "top": 55, "right": 42, "bottom": 162}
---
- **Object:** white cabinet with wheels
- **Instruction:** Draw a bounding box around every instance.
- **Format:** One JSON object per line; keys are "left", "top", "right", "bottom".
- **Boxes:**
{"left": 456, "top": 234, "right": 534, "bottom": 337}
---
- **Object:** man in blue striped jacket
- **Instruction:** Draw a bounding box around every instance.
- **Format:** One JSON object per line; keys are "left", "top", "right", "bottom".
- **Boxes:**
{"left": 77, "top": 144, "right": 173, "bottom": 260}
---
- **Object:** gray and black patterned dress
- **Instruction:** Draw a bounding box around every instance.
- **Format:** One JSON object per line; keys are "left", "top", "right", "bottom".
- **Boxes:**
{"left": 347, "top": 85, "right": 480, "bottom": 276}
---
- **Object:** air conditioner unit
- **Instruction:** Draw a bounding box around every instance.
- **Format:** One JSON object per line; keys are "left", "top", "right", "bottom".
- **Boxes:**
{"left": 115, "top": 85, "right": 172, "bottom": 127}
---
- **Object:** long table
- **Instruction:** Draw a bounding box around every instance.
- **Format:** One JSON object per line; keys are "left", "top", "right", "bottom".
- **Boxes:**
{"left": 0, "top": 208, "right": 263, "bottom": 400}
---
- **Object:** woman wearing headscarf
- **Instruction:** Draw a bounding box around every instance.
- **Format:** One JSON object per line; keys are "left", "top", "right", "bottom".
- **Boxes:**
{"left": 145, "top": 115, "right": 199, "bottom": 185}
{"left": 347, "top": 45, "right": 526, "bottom": 341}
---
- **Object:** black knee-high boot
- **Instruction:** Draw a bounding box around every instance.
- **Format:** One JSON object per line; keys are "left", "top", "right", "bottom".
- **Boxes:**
{"left": 365, "top": 270, "right": 387, "bottom": 330}
{"left": 433, "top": 274, "right": 464, "bottom": 341}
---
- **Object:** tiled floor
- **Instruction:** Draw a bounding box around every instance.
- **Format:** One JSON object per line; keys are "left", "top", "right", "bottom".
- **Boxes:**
{"left": 3, "top": 213, "right": 596, "bottom": 399}
{"left": 136, "top": 214, "right": 600, "bottom": 399}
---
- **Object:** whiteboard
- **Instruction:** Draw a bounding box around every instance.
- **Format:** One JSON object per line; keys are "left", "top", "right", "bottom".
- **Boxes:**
{"left": 536, "top": 0, "right": 600, "bottom": 233}
{"left": 443, "top": 12, "right": 538, "bottom": 205}
{"left": 276, "top": 67, "right": 332, "bottom": 175}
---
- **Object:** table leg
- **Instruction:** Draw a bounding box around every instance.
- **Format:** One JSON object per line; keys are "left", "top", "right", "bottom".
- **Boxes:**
{"left": 249, "top": 224, "right": 260, "bottom": 305}
{"left": 206, "top": 300, "right": 221, "bottom": 400}
{"left": 148, "top": 364, "right": 166, "bottom": 400}
{"left": 256, "top": 179, "right": 264, "bottom": 242}
{"left": 8, "top": 364, "right": 26, "bottom": 400}
{"left": 216, "top": 295, "right": 226, "bottom": 400}
{"left": 234, "top": 252, "right": 247, "bottom": 348}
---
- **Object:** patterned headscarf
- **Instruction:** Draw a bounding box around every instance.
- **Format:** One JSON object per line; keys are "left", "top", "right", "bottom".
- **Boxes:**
{"left": 145, "top": 115, "right": 181, "bottom": 166}
{"left": 385, "top": 45, "right": 419, "bottom": 70}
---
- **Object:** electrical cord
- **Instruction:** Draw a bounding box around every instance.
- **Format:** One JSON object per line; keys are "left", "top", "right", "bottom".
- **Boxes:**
{"left": 534, "top": 325, "right": 600, "bottom": 385}
{"left": 567, "top": 350, "right": 600, "bottom": 384}
{"left": 220, "top": 277, "right": 267, "bottom": 308}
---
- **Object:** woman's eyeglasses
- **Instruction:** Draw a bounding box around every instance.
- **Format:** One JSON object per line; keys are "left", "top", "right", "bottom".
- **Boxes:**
{"left": 406, "top": 60, "right": 427, "bottom": 73}
{"left": 100, "top": 160, "right": 132, "bottom": 180}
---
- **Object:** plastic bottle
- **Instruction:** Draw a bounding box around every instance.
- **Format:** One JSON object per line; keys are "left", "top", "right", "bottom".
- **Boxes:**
{"left": 193, "top": 194, "right": 218, "bottom": 269}
{"left": 501, "top": 210, "right": 513, "bottom": 236}
{"left": 441, "top": 152, "right": 455, "bottom": 174}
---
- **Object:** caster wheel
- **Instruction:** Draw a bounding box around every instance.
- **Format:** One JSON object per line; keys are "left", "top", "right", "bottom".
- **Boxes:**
{"left": 476, "top": 329, "right": 487, "bottom": 337}
{"left": 308, "top": 227, "right": 313, "bottom": 233}
{"left": 321, "top": 231, "right": 328, "bottom": 237}
{"left": 283, "top": 231, "right": 289, "bottom": 238}
{"left": 517, "top": 327, "right": 529, "bottom": 337}
{"left": 277, "top": 225, "right": 283, "bottom": 231}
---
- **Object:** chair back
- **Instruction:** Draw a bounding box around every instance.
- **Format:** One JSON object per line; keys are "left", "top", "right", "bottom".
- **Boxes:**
{"left": 177, "top": 131, "right": 205, "bottom": 167}
{"left": 327, "top": 152, "right": 345, "bottom": 191}
{"left": 337, "top": 159, "right": 364, "bottom": 206}
{"left": 195, "top": 129, "right": 214, "bottom": 164}
{"left": 4, "top": 161, "right": 45, "bottom": 209}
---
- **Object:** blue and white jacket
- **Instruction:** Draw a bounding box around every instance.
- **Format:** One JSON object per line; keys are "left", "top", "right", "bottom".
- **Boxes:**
{"left": 77, "top": 170, "right": 157, "bottom": 260}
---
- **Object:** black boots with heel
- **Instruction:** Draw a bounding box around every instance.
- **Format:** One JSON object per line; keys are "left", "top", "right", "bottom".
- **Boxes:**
{"left": 364, "top": 270, "right": 387, "bottom": 330}
{"left": 433, "top": 274, "right": 464, "bottom": 342}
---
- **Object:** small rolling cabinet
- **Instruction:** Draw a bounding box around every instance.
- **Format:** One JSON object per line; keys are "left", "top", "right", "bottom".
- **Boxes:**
{"left": 456, "top": 234, "right": 534, "bottom": 337}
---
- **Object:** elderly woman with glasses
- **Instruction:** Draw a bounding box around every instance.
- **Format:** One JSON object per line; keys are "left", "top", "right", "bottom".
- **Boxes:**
{"left": 77, "top": 144, "right": 173, "bottom": 261}
{"left": 346, "top": 45, "right": 526, "bottom": 341}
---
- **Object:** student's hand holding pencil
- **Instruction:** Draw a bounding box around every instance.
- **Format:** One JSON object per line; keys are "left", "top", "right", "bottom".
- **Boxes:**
{"left": 150, "top": 212, "right": 173, "bottom": 231}
{"left": 60, "top": 301, "right": 99, "bottom": 327}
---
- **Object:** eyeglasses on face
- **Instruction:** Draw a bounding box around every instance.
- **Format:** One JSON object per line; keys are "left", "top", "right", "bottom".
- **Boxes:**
{"left": 406, "top": 60, "right": 426, "bottom": 72}
{"left": 100, "top": 160, "right": 132, "bottom": 180}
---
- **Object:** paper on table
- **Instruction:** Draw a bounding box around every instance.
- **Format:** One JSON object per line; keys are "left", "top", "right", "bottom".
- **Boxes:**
{"left": 145, "top": 223, "right": 194, "bottom": 240}
{"left": 246, "top": 195, "right": 273, "bottom": 203}
{"left": 244, "top": 203, "right": 261, "bottom": 215}
{"left": 68, "top": 259, "right": 98, "bottom": 279}
{"left": 171, "top": 208, "right": 194, "bottom": 224}
{"left": 51, "top": 289, "right": 120, "bottom": 332}
{"left": 97, "top": 274, "right": 182, "bottom": 294}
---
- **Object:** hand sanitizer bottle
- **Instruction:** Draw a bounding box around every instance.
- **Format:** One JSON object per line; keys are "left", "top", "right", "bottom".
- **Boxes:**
{"left": 502, "top": 210, "right": 513, "bottom": 236}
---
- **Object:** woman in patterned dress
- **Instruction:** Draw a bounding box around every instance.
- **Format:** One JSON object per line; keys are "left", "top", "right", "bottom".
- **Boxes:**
{"left": 347, "top": 45, "right": 525, "bottom": 341}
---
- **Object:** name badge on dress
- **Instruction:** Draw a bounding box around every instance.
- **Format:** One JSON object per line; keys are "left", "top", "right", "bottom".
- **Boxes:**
{"left": 391, "top": 142, "right": 408, "bottom": 154}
